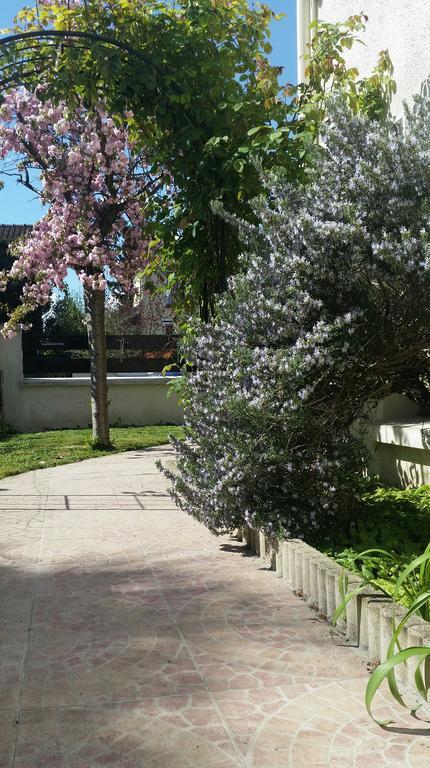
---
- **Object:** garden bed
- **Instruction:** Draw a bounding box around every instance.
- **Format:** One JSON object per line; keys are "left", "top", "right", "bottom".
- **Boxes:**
{"left": 241, "top": 484, "right": 430, "bottom": 669}
{"left": 320, "top": 485, "right": 430, "bottom": 604}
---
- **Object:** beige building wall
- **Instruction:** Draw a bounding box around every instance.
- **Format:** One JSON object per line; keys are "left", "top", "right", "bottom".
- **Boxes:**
{"left": 298, "top": 0, "right": 430, "bottom": 114}
{"left": 0, "top": 332, "right": 183, "bottom": 433}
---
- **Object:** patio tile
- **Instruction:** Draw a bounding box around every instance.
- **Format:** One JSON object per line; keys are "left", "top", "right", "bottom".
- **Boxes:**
{"left": 30, "top": 590, "right": 173, "bottom": 638}
{"left": 187, "top": 640, "right": 364, "bottom": 691}
{"left": 37, "top": 538, "right": 145, "bottom": 566}
{"left": 0, "top": 679, "right": 21, "bottom": 713}
{"left": 214, "top": 682, "right": 430, "bottom": 767}
{"left": 43, "top": 511, "right": 133, "bottom": 531}
{"left": 42, "top": 526, "right": 134, "bottom": 542}
{"left": 46, "top": 481, "right": 117, "bottom": 496}
{"left": 0, "top": 716, "right": 15, "bottom": 767}
{"left": 2, "top": 447, "right": 430, "bottom": 767}
{"left": 15, "top": 695, "right": 242, "bottom": 768}
{"left": 0, "top": 643, "right": 25, "bottom": 683}
{"left": 21, "top": 627, "right": 205, "bottom": 709}
{"left": 0, "top": 598, "right": 32, "bottom": 646}
{"left": 35, "top": 562, "right": 156, "bottom": 599}
{"left": 0, "top": 568, "right": 37, "bottom": 600}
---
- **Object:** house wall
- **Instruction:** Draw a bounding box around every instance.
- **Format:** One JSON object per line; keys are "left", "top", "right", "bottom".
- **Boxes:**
{"left": 0, "top": 332, "right": 183, "bottom": 433}
{"left": 296, "top": 2, "right": 430, "bottom": 488}
{"left": 303, "top": 0, "right": 430, "bottom": 114}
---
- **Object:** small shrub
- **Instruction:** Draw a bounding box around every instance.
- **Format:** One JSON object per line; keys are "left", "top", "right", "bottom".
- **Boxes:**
{"left": 335, "top": 541, "right": 430, "bottom": 724}
{"left": 325, "top": 485, "right": 430, "bottom": 593}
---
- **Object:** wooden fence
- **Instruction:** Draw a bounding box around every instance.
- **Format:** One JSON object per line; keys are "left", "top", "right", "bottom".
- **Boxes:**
{"left": 22, "top": 333, "right": 178, "bottom": 376}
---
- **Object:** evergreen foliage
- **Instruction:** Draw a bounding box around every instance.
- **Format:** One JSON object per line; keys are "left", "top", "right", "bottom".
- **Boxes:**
{"left": 43, "top": 286, "right": 85, "bottom": 335}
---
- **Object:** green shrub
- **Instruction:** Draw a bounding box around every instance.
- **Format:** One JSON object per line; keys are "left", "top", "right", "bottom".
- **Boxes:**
{"left": 324, "top": 485, "right": 430, "bottom": 596}
{"left": 334, "top": 536, "right": 430, "bottom": 725}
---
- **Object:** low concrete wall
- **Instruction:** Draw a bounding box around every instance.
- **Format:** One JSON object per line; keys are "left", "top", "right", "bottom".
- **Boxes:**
{"left": 0, "top": 331, "right": 183, "bottom": 432}
{"left": 361, "top": 393, "right": 430, "bottom": 487}
{"left": 243, "top": 529, "right": 430, "bottom": 672}
{"left": 371, "top": 419, "right": 430, "bottom": 487}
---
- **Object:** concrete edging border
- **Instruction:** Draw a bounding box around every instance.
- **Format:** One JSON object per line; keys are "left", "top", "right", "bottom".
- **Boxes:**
{"left": 239, "top": 527, "right": 430, "bottom": 681}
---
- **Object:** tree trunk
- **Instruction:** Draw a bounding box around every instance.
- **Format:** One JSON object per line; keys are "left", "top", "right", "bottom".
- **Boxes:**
{"left": 0, "top": 369, "right": 5, "bottom": 436}
{"left": 84, "top": 286, "right": 111, "bottom": 448}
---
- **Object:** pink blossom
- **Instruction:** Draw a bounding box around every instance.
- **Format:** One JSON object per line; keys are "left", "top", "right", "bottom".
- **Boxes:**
{"left": 0, "top": 88, "right": 161, "bottom": 337}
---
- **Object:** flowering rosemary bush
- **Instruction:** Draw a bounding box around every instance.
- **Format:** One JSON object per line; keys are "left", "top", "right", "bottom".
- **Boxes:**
{"left": 166, "top": 96, "right": 430, "bottom": 539}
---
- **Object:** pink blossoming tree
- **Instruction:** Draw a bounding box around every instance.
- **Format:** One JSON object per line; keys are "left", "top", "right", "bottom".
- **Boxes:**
{"left": 0, "top": 87, "right": 157, "bottom": 447}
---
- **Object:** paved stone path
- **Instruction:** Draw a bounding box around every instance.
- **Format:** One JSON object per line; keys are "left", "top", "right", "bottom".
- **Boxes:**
{"left": 1, "top": 446, "right": 430, "bottom": 767}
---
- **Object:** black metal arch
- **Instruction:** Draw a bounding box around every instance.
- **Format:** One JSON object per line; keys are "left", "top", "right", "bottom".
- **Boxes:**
{"left": 0, "top": 29, "right": 161, "bottom": 92}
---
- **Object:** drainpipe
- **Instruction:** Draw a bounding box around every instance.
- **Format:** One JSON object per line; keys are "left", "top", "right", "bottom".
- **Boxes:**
{"left": 297, "top": 0, "right": 319, "bottom": 82}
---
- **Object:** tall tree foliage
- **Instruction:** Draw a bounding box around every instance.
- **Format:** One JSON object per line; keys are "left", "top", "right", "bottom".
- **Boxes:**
{"left": 164, "top": 95, "right": 430, "bottom": 540}
{"left": 0, "top": 88, "right": 155, "bottom": 446}
{"left": 42, "top": 285, "right": 85, "bottom": 335}
{"left": 0, "top": 0, "right": 286, "bottom": 318}
{"left": 0, "top": 3, "right": 395, "bottom": 318}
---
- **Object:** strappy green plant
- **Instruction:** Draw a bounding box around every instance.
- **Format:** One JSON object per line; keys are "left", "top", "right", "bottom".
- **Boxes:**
{"left": 334, "top": 543, "right": 430, "bottom": 724}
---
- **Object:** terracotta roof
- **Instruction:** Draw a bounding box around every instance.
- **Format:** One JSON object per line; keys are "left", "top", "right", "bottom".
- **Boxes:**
{"left": 0, "top": 224, "right": 32, "bottom": 244}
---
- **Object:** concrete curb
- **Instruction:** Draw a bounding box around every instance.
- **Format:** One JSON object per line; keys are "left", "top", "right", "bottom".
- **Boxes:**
{"left": 238, "top": 527, "right": 427, "bottom": 665}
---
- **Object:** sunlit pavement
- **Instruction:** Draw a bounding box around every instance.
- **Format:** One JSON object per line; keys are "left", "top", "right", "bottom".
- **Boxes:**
{"left": 0, "top": 446, "right": 429, "bottom": 767}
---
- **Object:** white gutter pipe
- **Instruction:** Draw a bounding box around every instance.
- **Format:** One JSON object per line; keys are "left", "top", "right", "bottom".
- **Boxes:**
{"left": 296, "top": 0, "right": 319, "bottom": 82}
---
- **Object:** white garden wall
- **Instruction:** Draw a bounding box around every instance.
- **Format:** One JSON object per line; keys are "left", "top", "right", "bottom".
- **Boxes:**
{"left": 0, "top": 332, "right": 183, "bottom": 432}
{"left": 363, "top": 394, "right": 430, "bottom": 487}
{"left": 2, "top": 331, "right": 428, "bottom": 485}
{"left": 298, "top": 0, "right": 430, "bottom": 115}
{"left": 243, "top": 528, "right": 430, "bottom": 671}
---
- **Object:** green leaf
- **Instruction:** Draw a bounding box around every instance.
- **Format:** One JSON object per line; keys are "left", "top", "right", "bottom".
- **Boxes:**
{"left": 394, "top": 547, "right": 430, "bottom": 600}
{"left": 247, "top": 125, "right": 270, "bottom": 137}
{"left": 366, "top": 647, "right": 430, "bottom": 724}
{"left": 332, "top": 572, "right": 367, "bottom": 625}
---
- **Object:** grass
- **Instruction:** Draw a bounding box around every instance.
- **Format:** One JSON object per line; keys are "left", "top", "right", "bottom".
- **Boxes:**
{"left": 0, "top": 425, "right": 184, "bottom": 479}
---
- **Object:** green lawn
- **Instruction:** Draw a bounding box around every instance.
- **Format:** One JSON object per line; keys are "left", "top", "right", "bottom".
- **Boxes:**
{"left": 0, "top": 425, "right": 184, "bottom": 479}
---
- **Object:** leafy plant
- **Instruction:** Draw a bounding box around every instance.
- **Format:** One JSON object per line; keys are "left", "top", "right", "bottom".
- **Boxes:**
{"left": 324, "top": 484, "right": 430, "bottom": 597}
{"left": 334, "top": 544, "right": 430, "bottom": 621}
{"left": 0, "top": 4, "right": 394, "bottom": 318}
{"left": 302, "top": 16, "right": 395, "bottom": 125}
{"left": 334, "top": 543, "right": 430, "bottom": 724}
{"left": 43, "top": 286, "right": 85, "bottom": 335}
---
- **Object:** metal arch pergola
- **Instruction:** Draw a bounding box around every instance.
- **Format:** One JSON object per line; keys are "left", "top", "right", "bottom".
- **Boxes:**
{"left": 0, "top": 28, "right": 161, "bottom": 95}
{"left": 0, "top": 27, "right": 199, "bottom": 130}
